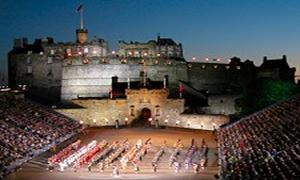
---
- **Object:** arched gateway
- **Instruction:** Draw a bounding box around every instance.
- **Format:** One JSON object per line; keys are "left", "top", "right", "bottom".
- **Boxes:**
{"left": 131, "top": 108, "right": 152, "bottom": 127}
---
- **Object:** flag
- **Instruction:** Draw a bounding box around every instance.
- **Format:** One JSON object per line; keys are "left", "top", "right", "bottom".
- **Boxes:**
{"left": 179, "top": 82, "right": 183, "bottom": 93}
{"left": 77, "top": 4, "right": 83, "bottom": 12}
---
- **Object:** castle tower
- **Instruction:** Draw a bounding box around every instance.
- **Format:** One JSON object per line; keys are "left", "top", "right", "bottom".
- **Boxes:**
{"left": 76, "top": 3, "right": 88, "bottom": 44}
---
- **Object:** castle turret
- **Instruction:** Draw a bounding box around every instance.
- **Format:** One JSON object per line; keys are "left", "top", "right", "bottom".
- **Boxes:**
{"left": 76, "top": 3, "right": 88, "bottom": 44}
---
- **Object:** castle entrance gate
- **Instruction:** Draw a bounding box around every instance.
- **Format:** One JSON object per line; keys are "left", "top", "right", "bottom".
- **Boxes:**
{"left": 131, "top": 107, "right": 152, "bottom": 127}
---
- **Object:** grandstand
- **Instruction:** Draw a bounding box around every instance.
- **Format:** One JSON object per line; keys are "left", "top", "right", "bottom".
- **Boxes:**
{"left": 1, "top": 90, "right": 300, "bottom": 179}
{"left": 218, "top": 93, "right": 300, "bottom": 179}
{"left": 0, "top": 92, "right": 81, "bottom": 178}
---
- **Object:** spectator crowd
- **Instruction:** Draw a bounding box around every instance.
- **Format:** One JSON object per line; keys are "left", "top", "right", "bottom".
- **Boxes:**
{"left": 218, "top": 94, "right": 300, "bottom": 179}
{"left": 0, "top": 93, "right": 81, "bottom": 177}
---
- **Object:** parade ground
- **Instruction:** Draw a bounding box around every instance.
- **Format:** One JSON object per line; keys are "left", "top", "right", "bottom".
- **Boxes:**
{"left": 7, "top": 127, "right": 219, "bottom": 180}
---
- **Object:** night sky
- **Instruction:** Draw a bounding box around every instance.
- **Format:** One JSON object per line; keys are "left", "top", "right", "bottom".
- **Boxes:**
{"left": 0, "top": 0, "right": 299, "bottom": 77}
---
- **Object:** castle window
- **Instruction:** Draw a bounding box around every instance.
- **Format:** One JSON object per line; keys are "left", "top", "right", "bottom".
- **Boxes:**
{"left": 84, "top": 47, "right": 88, "bottom": 53}
{"left": 26, "top": 57, "right": 31, "bottom": 64}
{"left": 121, "top": 59, "right": 127, "bottom": 64}
{"left": 27, "top": 66, "right": 32, "bottom": 74}
{"left": 47, "top": 57, "right": 53, "bottom": 64}
{"left": 130, "top": 105, "right": 135, "bottom": 116}
{"left": 101, "top": 58, "right": 108, "bottom": 63}
{"left": 155, "top": 105, "right": 160, "bottom": 116}
{"left": 140, "top": 71, "right": 145, "bottom": 77}
{"left": 134, "top": 51, "right": 139, "bottom": 57}
{"left": 140, "top": 59, "right": 145, "bottom": 64}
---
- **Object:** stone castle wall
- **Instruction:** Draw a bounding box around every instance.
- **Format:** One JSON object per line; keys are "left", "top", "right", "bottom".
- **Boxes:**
{"left": 61, "top": 59, "right": 189, "bottom": 100}
{"left": 56, "top": 88, "right": 229, "bottom": 130}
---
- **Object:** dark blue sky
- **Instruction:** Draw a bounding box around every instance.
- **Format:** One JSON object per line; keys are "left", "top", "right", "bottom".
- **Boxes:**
{"left": 0, "top": 0, "right": 299, "bottom": 76}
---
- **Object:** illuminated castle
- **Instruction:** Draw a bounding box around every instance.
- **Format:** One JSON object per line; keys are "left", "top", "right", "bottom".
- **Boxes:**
{"left": 8, "top": 5, "right": 295, "bottom": 116}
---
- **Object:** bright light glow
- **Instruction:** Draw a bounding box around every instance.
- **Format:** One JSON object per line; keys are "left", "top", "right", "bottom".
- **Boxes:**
{"left": 93, "top": 50, "right": 97, "bottom": 54}
{"left": 148, "top": 118, "right": 152, "bottom": 122}
{"left": 128, "top": 52, "right": 133, "bottom": 56}
{"left": 143, "top": 52, "right": 148, "bottom": 56}
{"left": 192, "top": 57, "right": 196, "bottom": 61}
{"left": 164, "top": 119, "right": 168, "bottom": 123}
{"left": 125, "top": 117, "right": 128, "bottom": 121}
{"left": 112, "top": 50, "right": 116, "bottom": 55}
{"left": 157, "top": 53, "right": 161, "bottom": 57}
{"left": 78, "top": 51, "right": 82, "bottom": 55}
{"left": 105, "top": 118, "right": 109, "bottom": 123}
{"left": 217, "top": 58, "right": 221, "bottom": 62}
{"left": 176, "top": 120, "right": 180, "bottom": 125}
{"left": 205, "top": 57, "right": 209, "bottom": 61}
{"left": 93, "top": 119, "right": 96, "bottom": 123}
{"left": 80, "top": 120, "right": 83, "bottom": 124}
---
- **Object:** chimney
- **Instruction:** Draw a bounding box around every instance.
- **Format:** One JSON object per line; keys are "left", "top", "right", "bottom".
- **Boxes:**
{"left": 282, "top": 55, "right": 287, "bottom": 61}
{"left": 263, "top": 56, "right": 267, "bottom": 62}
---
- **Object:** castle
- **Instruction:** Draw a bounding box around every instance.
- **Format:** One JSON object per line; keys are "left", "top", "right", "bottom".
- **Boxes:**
{"left": 8, "top": 6, "right": 296, "bottom": 120}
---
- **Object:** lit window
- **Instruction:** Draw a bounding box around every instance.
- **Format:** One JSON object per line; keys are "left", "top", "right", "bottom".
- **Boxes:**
{"left": 155, "top": 105, "right": 160, "bottom": 116}
{"left": 130, "top": 105, "right": 135, "bottom": 116}
{"left": 47, "top": 57, "right": 53, "bottom": 64}
{"left": 121, "top": 59, "right": 127, "bottom": 64}
{"left": 84, "top": 47, "right": 88, "bottom": 53}
{"left": 154, "top": 60, "right": 159, "bottom": 65}
{"left": 39, "top": 51, "right": 44, "bottom": 55}
{"left": 26, "top": 57, "right": 31, "bottom": 64}
{"left": 214, "top": 65, "right": 218, "bottom": 69}
{"left": 27, "top": 66, "right": 32, "bottom": 74}
{"left": 92, "top": 49, "right": 97, "bottom": 54}
{"left": 236, "top": 66, "right": 241, "bottom": 70}
{"left": 201, "top": 65, "right": 206, "bottom": 69}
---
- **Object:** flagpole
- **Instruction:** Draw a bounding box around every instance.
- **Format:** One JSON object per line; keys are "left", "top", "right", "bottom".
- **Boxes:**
{"left": 80, "top": 5, "right": 84, "bottom": 29}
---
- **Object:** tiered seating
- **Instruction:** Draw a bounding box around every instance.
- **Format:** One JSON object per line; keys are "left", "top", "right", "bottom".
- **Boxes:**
{"left": 218, "top": 94, "right": 300, "bottom": 179}
{"left": 0, "top": 94, "right": 81, "bottom": 176}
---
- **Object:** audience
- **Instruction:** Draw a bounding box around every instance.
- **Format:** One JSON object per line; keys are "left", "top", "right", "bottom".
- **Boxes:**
{"left": 218, "top": 94, "right": 300, "bottom": 179}
{"left": 0, "top": 93, "right": 81, "bottom": 177}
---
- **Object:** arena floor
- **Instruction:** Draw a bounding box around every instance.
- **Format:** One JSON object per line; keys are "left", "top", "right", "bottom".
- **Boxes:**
{"left": 7, "top": 127, "right": 219, "bottom": 180}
